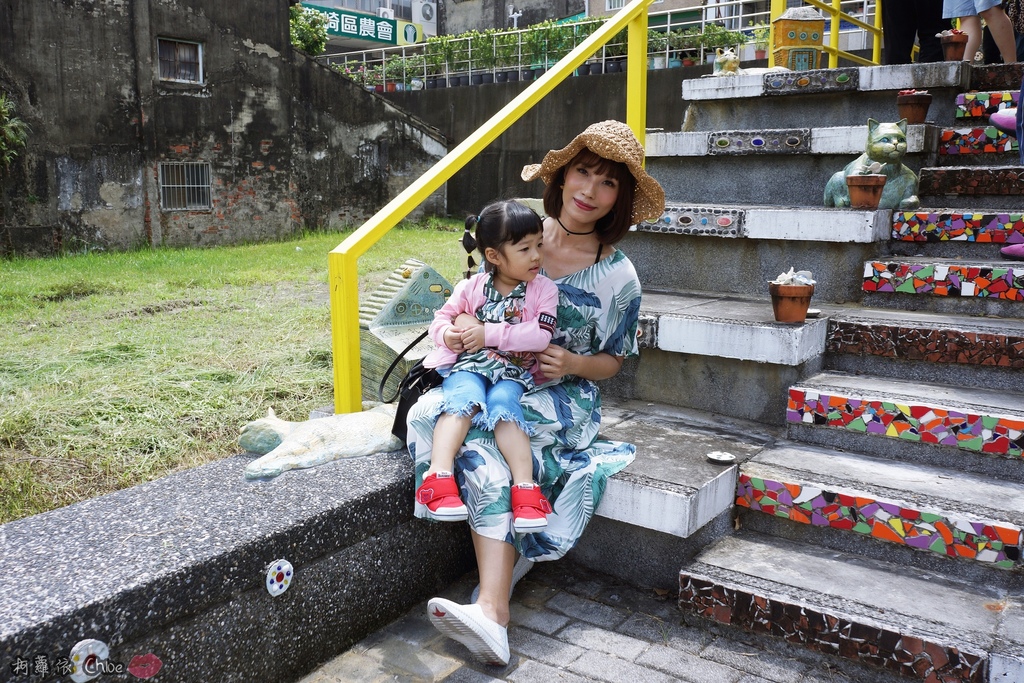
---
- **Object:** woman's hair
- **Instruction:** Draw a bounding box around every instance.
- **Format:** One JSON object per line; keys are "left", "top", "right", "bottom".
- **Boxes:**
{"left": 463, "top": 199, "right": 543, "bottom": 274}
{"left": 541, "top": 147, "right": 637, "bottom": 245}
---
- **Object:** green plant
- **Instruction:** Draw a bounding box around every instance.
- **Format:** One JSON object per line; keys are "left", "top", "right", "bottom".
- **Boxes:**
{"left": 0, "top": 92, "right": 29, "bottom": 179}
{"left": 647, "top": 29, "right": 669, "bottom": 56}
{"left": 750, "top": 22, "right": 770, "bottom": 50}
{"left": 469, "top": 29, "right": 497, "bottom": 71}
{"left": 384, "top": 54, "right": 408, "bottom": 83}
{"left": 289, "top": 4, "right": 328, "bottom": 56}
{"left": 425, "top": 36, "right": 449, "bottom": 75}
{"left": 494, "top": 31, "right": 520, "bottom": 69}
{"left": 700, "top": 23, "right": 746, "bottom": 51}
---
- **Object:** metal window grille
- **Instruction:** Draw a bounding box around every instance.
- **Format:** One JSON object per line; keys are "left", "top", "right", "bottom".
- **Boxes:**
{"left": 159, "top": 162, "right": 212, "bottom": 210}
{"left": 605, "top": 0, "right": 624, "bottom": 9}
{"left": 158, "top": 39, "right": 203, "bottom": 83}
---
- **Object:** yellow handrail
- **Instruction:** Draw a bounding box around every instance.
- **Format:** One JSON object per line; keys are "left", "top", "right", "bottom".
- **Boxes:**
{"left": 769, "top": 0, "right": 882, "bottom": 68}
{"left": 328, "top": 0, "right": 652, "bottom": 414}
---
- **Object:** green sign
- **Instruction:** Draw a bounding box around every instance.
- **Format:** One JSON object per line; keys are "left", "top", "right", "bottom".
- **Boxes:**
{"left": 302, "top": 3, "right": 397, "bottom": 44}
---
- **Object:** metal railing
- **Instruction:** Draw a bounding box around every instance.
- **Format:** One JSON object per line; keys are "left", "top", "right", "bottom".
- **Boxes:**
{"left": 327, "top": 0, "right": 653, "bottom": 414}
{"left": 770, "top": 0, "right": 882, "bottom": 68}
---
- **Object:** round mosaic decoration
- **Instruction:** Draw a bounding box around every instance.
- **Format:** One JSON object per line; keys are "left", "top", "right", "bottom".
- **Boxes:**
{"left": 69, "top": 639, "right": 109, "bottom": 683}
{"left": 266, "top": 559, "right": 294, "bottom": 596}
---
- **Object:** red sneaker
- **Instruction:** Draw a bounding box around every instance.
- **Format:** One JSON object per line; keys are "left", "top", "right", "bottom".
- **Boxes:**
{"left": 416, "top": 471, "right": 468, "bottom": 521}
{"left": 511, "top": 483, "right": 552, "bottom": 533}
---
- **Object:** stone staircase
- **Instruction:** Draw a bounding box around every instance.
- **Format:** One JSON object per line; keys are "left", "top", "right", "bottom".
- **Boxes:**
{"left": 589, "top": 61, "right": 1024, "bottom": 682}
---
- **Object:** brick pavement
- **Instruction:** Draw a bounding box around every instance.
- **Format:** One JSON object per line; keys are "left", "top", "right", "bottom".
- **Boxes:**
{"left": 299, "top": 559, "right": 908, "bottom": 683}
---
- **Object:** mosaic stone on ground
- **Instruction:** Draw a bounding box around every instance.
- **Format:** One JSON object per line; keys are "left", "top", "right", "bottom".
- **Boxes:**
{"left": 825, "top": 319, "right": 1024, "bottom": 369}
{"left": 678, "top": 577, "right": 985, "bottom": 682}
{"left": 862, "top": 261, "right": 1024, "bottom": 301}
{"left": 919, "top": 168, "right": 1024, "bottom": 196}
{"left": 955, "top": 90, "right": 1019, "bottom": 120}
{"left": 735, "top": 473, "right": 1020, "bottom": 568}
{"left": 892, "top": 211, "right": 1024, "bottom": 243}
{"left": 939, "top": 127, "right": 1018, "bottom": 155}
{"left": 786, "top": 387, "right": 1024, "bottom": 458}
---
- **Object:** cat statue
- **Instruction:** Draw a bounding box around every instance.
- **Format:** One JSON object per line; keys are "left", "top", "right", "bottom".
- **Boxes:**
{"left": 240, "top": 403, "right": 403, "bottom": 480}
{"left": 823, "top": 118, "right": 921, "bottom": 210}
{"left": 710, "top": 47, "right": 789, "bottom": 76}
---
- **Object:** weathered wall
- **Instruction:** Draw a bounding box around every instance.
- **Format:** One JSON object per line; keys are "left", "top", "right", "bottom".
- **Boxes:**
{"left": 0, "top": 0, "right": 446, "bottom": 256}
{"left": 441, "top": 0, "right": 586, "bottom": 36}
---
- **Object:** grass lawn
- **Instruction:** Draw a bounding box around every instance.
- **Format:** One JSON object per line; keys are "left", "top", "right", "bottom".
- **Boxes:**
{"left": 0, "top": 221, "right": 465, "bottom": 524}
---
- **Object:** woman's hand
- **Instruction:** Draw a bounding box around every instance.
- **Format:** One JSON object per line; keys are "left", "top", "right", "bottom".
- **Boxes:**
{"left": 536, "top": 345, "right": 578, "bottom": 380}
{"left": 537, "top": 345, "right": 624, "bottom": 381}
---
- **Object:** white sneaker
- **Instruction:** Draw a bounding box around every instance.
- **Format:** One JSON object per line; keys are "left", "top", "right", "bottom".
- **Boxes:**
{"left": 470, "top": 554, "right": 533, "bottom": 603}
{"left": 427, "top": 598, "right": 509, "bottom": 666}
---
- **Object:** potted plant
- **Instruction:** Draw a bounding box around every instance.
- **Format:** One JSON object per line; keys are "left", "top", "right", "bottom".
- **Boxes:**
{"left": 425, "top": 34, "right": 453, "bottom": 87}
{"left": 383, "top": 54, "right": 407, "bottom": 91}
{"left": 896, "top": 89, "right": 932, "bottom": 124}
{"left": 767, "top": 269, "right": 816, "bottom": 323}
{"left": 494, "top": 31, "right": 519, "bottom": 82}
{"left": 603, "top": 26, "right": 628, "bottom": 72}
{"left": 937, "top": 28, "right": 968, "bottom": 61}
{"left": 468, "top": 30, "right": 496, "bottom": 84}
{"left": 846, "top": 162, "right": 888, "bottom": 210}
{"left": 670, "top": 27, "right": 702, "bottom": 66}
{"left": 751, "top": 23, "right": 770, "bottom": 59}
{"left": 647, "top": 29, "right": 669, "bottom": 69}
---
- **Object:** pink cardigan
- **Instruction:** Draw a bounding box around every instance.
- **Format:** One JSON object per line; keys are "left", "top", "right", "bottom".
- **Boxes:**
{"left": 423, "top": 272, "right": 559, "bottom": 370}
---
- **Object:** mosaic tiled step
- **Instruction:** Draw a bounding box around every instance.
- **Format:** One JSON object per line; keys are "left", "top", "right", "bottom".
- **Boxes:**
{"left": 787, "top": 371, "right": 1024, "bottom": 459}
{"left": 738, "top": 444, "right": 1024, "bottom": 568}
{"left": 863, "top": 258, "right": 1024, "bottom": 302}
{"left": 826, "top": 307, "right": 1024, "bottom": 370}
{"left": 679, "top": 531, "right": 1018, "bottom": 682}
{"left": 939, "top": 127, "right": 1018, "bottom": 156}
{"left": 919, "top": 166, "right": 1024, "bottom": 199}
{"left": 955, "top": 90, "right": 1019, "bottom": 121}
{"left": 892, "top": 210, "right": 1024, "bottom": 244}
{"left": 969, "top": 62, "right": 1024, "bottom": 92}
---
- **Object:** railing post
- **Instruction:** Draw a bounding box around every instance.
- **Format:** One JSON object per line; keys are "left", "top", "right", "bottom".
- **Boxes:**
{"left": 626, "top": 12, "right": 649, "bottom": 145}
{"left": 329, "top": 250, "right": 362, "bottom": 414}
{"left": 873, "top": 0, "right": 883, "bottom": 65}
{"left": 829, "top": 0, "right": 841, "bottom": 68}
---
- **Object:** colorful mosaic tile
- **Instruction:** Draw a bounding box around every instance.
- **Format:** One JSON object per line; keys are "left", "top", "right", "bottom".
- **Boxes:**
{"left": 679, "top": 576, "right": 985, "bottom": 682}
{"left": 637, "top": 205, "right": 745, "bottom": 237}
{"left": 706, "top": 129, "right": 810, "bottom": 155}
{"left": 920, "top": 167, "right": 1024, "bottom": 197}
{"left": 955, "top": 90, "right": 1019, "bottom": 120}
{"left": 763, "top": 68, "right": 858, "bottom": 95}
{"left": 939, "top": 127, "right": 1018, "bottom": 155}
{"left": 736, "top": 473, "right": 1021, "bottom": 568}
{"left": 786, "top": 387, "right": 1024, "bottom": 458}
{"left": 826, "top": 319, "right": 1024, "bottom": 369}
{"left": 892, "top": 211, "right": 1024, "bottom": 243}
{"left": 862, "top": 261, "right": 1024, "bottom": 301}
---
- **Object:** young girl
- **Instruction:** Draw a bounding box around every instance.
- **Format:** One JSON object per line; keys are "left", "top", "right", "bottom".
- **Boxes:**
{"left": 415, "top": 199, "right": 559, "bottom": 534}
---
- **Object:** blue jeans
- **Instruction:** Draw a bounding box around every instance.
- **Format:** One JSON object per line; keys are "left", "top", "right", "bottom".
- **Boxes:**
{"left": 439, "top": 370, "right": 531, "bottom": 434}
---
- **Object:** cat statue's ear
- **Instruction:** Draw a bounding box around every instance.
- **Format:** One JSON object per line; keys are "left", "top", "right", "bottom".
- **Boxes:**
{"left": 897, "top": 118, "right": 908, "bottom": 133}
{"left": 867, "top": 118, "right": 879, "bottom": 134}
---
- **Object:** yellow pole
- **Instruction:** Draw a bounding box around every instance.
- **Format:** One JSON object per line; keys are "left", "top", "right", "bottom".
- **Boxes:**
{"left": 626, "top": 12, "right": 649, "bottom": 146}
{"left": 873, "top": 0, "right": 883, "bottom": 65}
{"left": 829, "top": 0, "right": 841, "bottom": 68}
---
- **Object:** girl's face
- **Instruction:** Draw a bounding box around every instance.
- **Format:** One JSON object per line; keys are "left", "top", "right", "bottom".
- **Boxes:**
{"left": 560, "top": 161, "right": 620, "bottom": 225}
{"left": 485, "top": 231, "right": 543, "bottom": 286}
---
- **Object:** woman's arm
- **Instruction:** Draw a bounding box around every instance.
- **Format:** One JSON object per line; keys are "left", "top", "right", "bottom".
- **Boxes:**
{"left": 536, "top": 346, "right": 623, "bottom": 382}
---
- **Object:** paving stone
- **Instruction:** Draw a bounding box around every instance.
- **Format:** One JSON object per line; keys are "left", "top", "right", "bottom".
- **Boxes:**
{"left": 617, "top": 612, "right": 711, "bottom": 654}
{"left": 509, "top": 603, "right": 572, "bottom": 635}
{"left": 567, "top": 649, "right": 680, "bottom": 683}
{"left": 556, "top": 622, "right": 650, "bottom": 660}
{"left": 544, "top": 591, "right": 630, "bottom": 629}
{"left": 507, "top": 626, "right": 586, "bottom": 667}
{"left": 358, "top": 636, "right": 464, "bottom": 680}
{"left": 317, "top": 650, "right": 397, "bottom": 682}
{"left": 635, "top": 643, "right": 745, "bottom": 683}
{"left": 505, "top": 659, "right": 594, "bottom": 683}
{"left": 699, "top": 638, "right": 812, "bottom": 682}
{"left": 441, "top": 666, "right": 507, "bottom": 682}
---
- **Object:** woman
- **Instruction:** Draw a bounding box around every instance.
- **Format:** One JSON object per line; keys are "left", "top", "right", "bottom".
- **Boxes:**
{"left": 405, "top": 120, "right": 666, "bottom": 666}
{"left": 943, "top": 0, "right": 1018, "bottom": 64}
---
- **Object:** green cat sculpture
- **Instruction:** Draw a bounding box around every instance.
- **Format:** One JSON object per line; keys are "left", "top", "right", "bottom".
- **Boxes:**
{"left": 823, "top": 118, "right": 920, "bottom": 210}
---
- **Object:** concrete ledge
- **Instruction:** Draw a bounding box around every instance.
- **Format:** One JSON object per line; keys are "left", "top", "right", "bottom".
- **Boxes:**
{"left": 639, "top": 205, "right": 891, "bottom": 243}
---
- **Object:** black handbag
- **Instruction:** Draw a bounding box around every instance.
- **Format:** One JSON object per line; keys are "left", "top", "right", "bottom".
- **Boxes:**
{"left": 377, "top": 330, "right": 443, "bottom": 442}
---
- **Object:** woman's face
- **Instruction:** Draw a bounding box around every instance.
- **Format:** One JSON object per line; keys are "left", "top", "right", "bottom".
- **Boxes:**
{"left": 560, "top": 161, "right": 620, "bottom": 225}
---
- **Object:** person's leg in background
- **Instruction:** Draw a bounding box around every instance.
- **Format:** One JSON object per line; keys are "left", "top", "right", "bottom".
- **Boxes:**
{"left": 883, "top": 0, "right": 920, "bottom": 63}
{"left": 917, "top": 0, "right": 951, "bottom": 61}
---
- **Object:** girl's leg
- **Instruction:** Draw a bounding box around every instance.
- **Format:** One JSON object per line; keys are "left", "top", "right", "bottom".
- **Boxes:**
{"left": 485, "top": 380, "right": 533, "bottom": 484}
{"left": 959, "top": 15, "right": 984, "bottom": 62}
{"left": 429, "top": 372, "right": 485, "bottom": 474}
{"left": 471, "top": 530, "right": 516, "bottom": 626}
{"left": 979, "top": 5, "right": 1018, "bottom": 63}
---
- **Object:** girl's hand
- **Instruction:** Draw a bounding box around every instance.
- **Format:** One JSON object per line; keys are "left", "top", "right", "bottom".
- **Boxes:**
{"left": 443, "top": 326, "right": 465, "bottom": 352}
{"left": 460, "top": 325, "right": 486, "bottom": 353}
{"left": 536, "top": 344, "right": 577, "bottom": 380}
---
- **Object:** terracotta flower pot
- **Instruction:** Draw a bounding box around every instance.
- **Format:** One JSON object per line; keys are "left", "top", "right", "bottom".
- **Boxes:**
{"left": 846, "top": 174, "right": 887, "bottom": 210}
{"left": 896, "top": 93, "right": 932, "bottom": 124}
{"left": 768, "top": 283, "right": 814, "bottom": 323}
{"left": 940, "top": 34, "right": 968, "bottom": 61}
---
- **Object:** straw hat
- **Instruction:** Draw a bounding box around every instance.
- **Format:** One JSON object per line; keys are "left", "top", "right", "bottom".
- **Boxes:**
{"left": 521, "top": 120, "right": 665, "bottom": 224}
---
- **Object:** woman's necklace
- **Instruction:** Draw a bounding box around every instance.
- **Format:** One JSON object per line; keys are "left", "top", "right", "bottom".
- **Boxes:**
{"left": 556, "top": 216, "right": 596, "bottom": 236}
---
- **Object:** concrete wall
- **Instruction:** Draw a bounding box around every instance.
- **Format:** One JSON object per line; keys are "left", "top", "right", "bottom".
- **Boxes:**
{"left": 0, "top": 0, "right": 446, "bottom": 256}
{"left": 442, "top": 0, "right": 585, "bottom": 36}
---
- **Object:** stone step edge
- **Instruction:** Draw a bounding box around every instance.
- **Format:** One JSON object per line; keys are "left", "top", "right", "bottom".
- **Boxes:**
{"left": 680, "top": 61, "right": 968, "bottom": 102}
{"left": 787, "top": 378, "right": 1024, "bottom": 459}
{"left": 955, "top": 90, "right": 1020, "bottom": 120}
{"left": 863, "top": 259, "right": 1024, "bottom": 302}
{"left": 678, "top": 561, "right": 990, "bottom": 682}
{"left": 647, "top": 124, "right": 939, "bottom": 158}
{"left": 939, "top": 127, "right": 1018, "bottom": 155}
{"left": 918, "top": 167, "right": 1024, "bottom": 197}
{"left": 892, "top": 209, "right": 1024, "bottom": 243}
{"left": 738, "top": 454, "right": 1021, "bottom": 569}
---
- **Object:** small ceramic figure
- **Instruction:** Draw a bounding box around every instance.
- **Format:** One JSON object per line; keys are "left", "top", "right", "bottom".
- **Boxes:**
{"left": 710, "top": 47, "right": 789, "bottom": 76}
{"left": 823, "top": 118, "right": 920, "bottom": 210}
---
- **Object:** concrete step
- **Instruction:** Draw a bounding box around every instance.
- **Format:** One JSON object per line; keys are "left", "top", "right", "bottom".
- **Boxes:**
{"left": 954, "top": 90, "right": 1019, "bottom": 123}
{"left": 862, "top": 256, "right": 1024, "bottom": 317}
{"left": 678, "top": 530, "right": 1024, "bottom": 682}
{"left": 824, "top": 305, "right": 1024, "bottom": 393}
{"left": 970, "top": 63, "right": 1024, "bottom": 92}
{"left": 737, "top": 442, "right": 1024, "bottom": 570}
{"left": 786, "top": 371, "right": 1024, "bottom": 474}
{"left": 919, "top": 166, "right": 1024, "bottom": 210}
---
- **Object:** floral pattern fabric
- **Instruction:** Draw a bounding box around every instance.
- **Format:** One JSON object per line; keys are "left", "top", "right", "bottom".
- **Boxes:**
{"left": 449, "top": 276, "right": 534, "bottom": 388}
{"left": 407, "top": 249, "right": 641, "bottom": 561}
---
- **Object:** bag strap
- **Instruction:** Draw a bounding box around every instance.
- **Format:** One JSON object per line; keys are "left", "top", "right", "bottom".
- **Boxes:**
{"left": 377, "top": 328, "right": 430, "bottom": 403}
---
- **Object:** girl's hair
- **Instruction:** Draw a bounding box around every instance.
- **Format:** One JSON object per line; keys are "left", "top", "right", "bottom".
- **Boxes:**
{"left": 541, "top": 148, "right": 637, "bottom": 245}
{"left": 462, "top": 200, "right": 543, "bottom": 274}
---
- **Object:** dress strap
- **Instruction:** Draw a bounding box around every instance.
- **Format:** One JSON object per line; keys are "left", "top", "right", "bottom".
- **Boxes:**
{"left": 595, "top": 243, "right": 602, "bottom": 265}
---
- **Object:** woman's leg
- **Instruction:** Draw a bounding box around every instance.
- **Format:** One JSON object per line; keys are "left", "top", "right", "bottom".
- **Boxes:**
{"left": 979, "top": 5, "right": 1018, "bottom": 63}
{"left": 960, "top": 15, "right": 984, "bottom": 61}
{"left": 471, "top": 530, "right": 516, "bottom": 626}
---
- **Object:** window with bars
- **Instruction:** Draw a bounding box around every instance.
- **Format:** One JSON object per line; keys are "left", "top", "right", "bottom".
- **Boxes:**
{"left": 158, "top": 38, "right": 203, "bottom": 83}
{"left": 159, "top": 162, "right": 212, "bottom": 210}
{"left": 606, "top": 0, "right": 624, "bottom": 9}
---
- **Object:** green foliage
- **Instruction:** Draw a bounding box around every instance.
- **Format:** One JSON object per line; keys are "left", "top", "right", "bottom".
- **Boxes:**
{"left": 647, "top": 29, "right": 669, "bottom": 55}
{"left": 289, "top": 4, "right": 328, "bottom": 56}
{"left": 751, "top": 23, "right": 771, "bottom": 50}
{"left": 700, "top": 22, "right": 746, "bottom": 50}
{"left": 0, "top": 92, "right": 29, "bottom": 178}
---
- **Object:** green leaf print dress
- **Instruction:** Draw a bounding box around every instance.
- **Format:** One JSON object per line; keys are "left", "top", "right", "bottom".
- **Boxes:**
{"left": 406, "top": 249, "right": 641, "bottom": 561}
